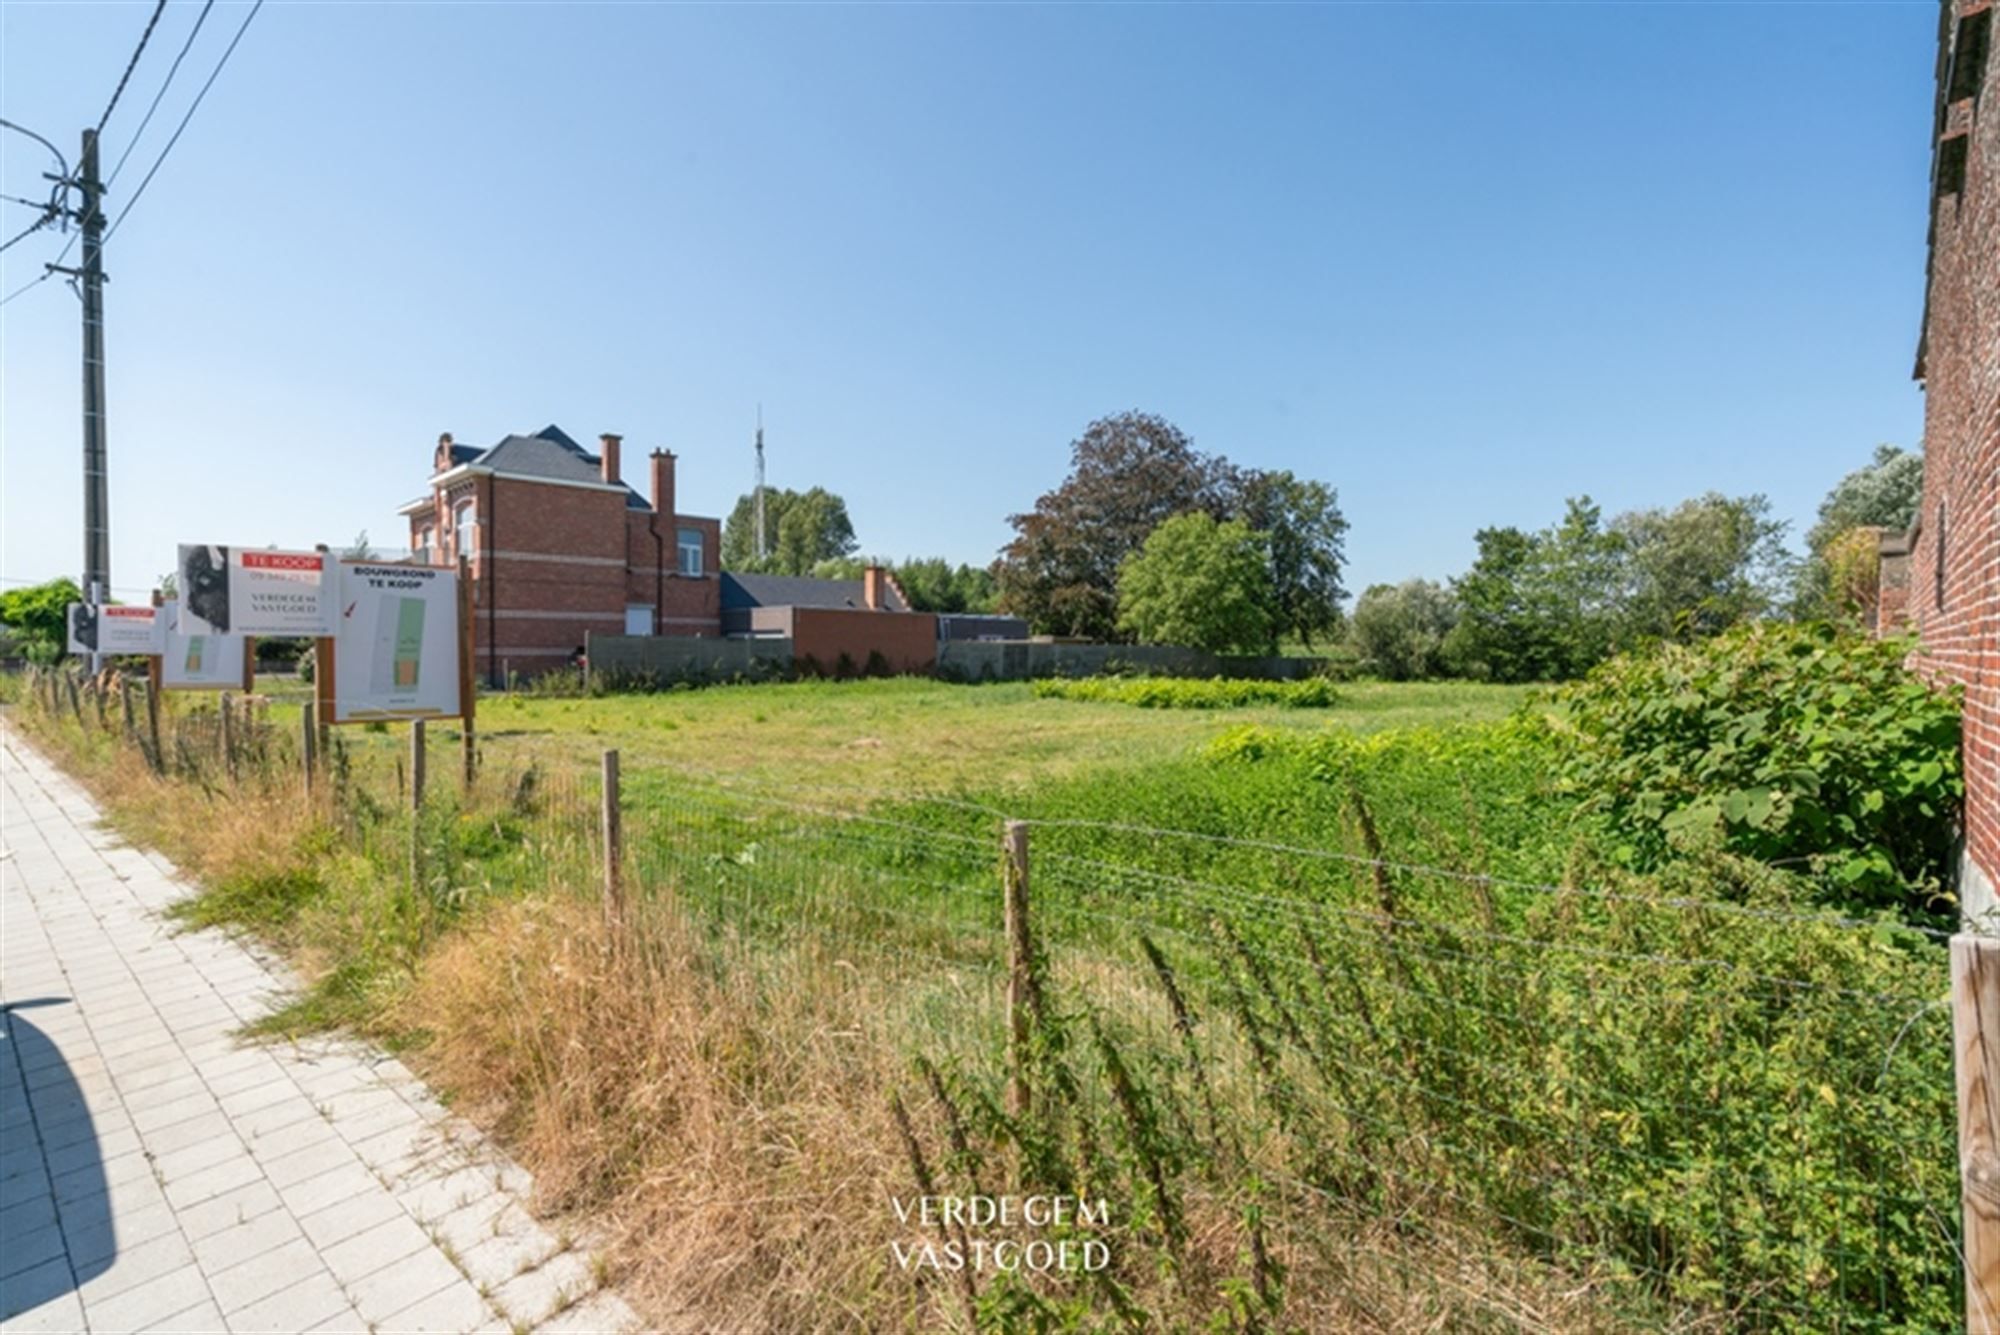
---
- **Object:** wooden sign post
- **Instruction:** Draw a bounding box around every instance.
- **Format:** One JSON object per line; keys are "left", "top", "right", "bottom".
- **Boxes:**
{"left": 1955, "top": 933, "right": 2000, "bottom": 1332}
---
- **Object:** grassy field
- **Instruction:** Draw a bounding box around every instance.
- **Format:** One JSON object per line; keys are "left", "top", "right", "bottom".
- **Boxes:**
{"left": 8, "top": 669, "right": 1959, "bottom": 1332}
{"left": 385, "top": 675, "right": 1529, "bottom": 791}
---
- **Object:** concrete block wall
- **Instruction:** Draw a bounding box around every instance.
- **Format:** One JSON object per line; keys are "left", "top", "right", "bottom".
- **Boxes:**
{"left": 586, "top": 634, "right": 792, "bottom": 681}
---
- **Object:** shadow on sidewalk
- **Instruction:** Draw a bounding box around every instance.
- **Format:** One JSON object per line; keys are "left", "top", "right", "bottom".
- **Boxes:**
{"left": 1, "top": 998, "right": 113, "bottom": 1321}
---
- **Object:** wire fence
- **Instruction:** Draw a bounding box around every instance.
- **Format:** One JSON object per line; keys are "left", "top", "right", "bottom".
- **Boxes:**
{"left": 8, "top": 663, "right": 1966, "bottom": 1332}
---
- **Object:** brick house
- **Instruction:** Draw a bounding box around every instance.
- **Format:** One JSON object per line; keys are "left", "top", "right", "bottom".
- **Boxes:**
{"left": 1910, "top": 0, "right": 1997, "bottom": 917}
{"left": 401, "top": 426, "right": 722, "bottom": 681}
{"left": 721, "top": 569, "right": 939, "bottom": 674}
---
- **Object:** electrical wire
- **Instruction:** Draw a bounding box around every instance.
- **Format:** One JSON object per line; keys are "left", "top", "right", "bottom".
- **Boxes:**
{"left": 95, "top": 0, "right": 170, "bottom": 136}
{"left": 104, "top": 0, "right": 263, "bottom": 244}
{"left": 106, "top": 0, "right": 218, "bottom": 189}
{"left": 0, "top": 213, "right": 56, "bottom": 256}
{"left": 0, "top": 118, "right": 69, "bottom": 182}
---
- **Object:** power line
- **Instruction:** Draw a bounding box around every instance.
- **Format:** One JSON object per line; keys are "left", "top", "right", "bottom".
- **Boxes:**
{"left": 0, "top": 118, "right": 68, "bottom": 179}
{"left": 0, "top": 272, "right": 51, "bottom": 308}
{"left": 104, "top": 0, "right": 263, "bottom": 243}
{"left": 106, "top": 0, "right": 218, "bottom": 189}
{"left": 95, "top": 0, "right": 170, "bottom": 136}
{"left": 0, "top": 213, "right": 56, "bottom": 256}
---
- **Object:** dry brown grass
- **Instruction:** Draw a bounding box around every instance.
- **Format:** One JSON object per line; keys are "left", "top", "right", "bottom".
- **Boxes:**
{"left": 9, "top": 689, "right": 1664, "bottom": 1332}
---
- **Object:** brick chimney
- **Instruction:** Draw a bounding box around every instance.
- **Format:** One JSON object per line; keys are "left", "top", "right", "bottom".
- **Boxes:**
{"left": 863, "top": 564, "right": 887, "bottom": 611}
{"left": 434, "top": 432, "right": 454, "bottom": 473}
{"left": 599, "top": 433, "right": 622, "bottom": 485}
{"left": 650, "top": 449, "right": 676, "bottom": 520}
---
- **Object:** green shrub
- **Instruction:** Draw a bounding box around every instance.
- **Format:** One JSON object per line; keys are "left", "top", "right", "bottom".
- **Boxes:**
{"left": 1033, "top": 675, "right": 1339, "bottom": 710}
{"left": 1553, "top": 623, "right": 1961, "bottom": 922}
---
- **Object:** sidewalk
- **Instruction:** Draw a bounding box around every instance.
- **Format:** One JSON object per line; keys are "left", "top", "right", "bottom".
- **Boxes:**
{"left": 0, "top": 729, "right": 638, "bottom": 1334}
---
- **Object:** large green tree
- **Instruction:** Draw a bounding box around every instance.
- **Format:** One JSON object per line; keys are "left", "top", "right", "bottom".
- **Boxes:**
{"left": 1233, "top": 469, "right": 1348, "bottom": 649}
{"left": 721, "top": 487, "right": 858, "bottom": 575}
{"left": 995, "top": 413, "right": 1237, "bottom": 640}
{"left": 995, "top": 412, "right": 1345, "bottom": 643}
{"left": 1348, "top": 579, "right": 1457, "bottom": 680}
{"left": 1614, "top": 492, "right": 1788, "bottom": 641}
{"left": 0, "top": 577, "right": 82, "bottom": 662}
{"left": 1115, "top": 513, "right": 1274, "bottom": 654}
{"left": 1446, "top": 499, "right": 1626, "bottom": 682}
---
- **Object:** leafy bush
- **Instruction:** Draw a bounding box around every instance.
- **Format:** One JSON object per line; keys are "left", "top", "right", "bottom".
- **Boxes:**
{"left": 1553, "top": 622, "right": 1961, "bottom": 921}
{"left": 1033, "top": 675, "right": 1338, "bottom": 709}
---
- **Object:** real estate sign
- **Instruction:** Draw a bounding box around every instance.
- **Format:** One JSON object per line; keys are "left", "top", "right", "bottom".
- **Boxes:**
{"left": 66, "top": 603, "right": 161, "bottom": 655}
{"left": 328, "top": 562, "right": 461, "bottom": 722}
{"left": 158, "top": 600, "right": 249, "bottom": 690}
{"left": 176, "top": 544, "right": 335, "bottom": 636}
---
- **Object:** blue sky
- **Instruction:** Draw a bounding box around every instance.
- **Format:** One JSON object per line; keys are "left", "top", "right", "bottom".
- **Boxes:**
{"left": 0, "top": 1, "right": 1935, "bottom": 603}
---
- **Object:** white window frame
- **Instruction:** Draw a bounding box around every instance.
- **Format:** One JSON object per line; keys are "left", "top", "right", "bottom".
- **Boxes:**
{"left": 454, "top": 503, "right": 476, "bottom": 559}
{"left": 677, "top": 526, "right": 703, "bottom": 577}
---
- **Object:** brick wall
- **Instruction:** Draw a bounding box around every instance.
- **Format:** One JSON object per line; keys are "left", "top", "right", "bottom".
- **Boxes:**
{"left": 1912, "top": 0, "right": 2000, "bottom": 919}
{"left": 791, "top": 608, "right": 939, "bottom": 675}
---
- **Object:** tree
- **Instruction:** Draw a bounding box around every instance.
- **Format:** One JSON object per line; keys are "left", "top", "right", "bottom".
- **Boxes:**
{"left": 1233, "top": 469, "right": 1348, "bottom": 649}
{"left": 721, "top": 487, "right": 858, "bottom": 575}
{"left": 0, "top": 577, "right": 82, "bottom": 662}
{"left": 1794, "top": 445, "right": 1924, "bottom": 618}
{"left": 889, "top": 557, "right": 999, "bottom": 614}
{"left": 1115, "top": 513, "right": 1273, "bottom": 654}
{"left": 1348, "top": 580, "right": 1457, "bottom": 680}
{"left": 1807, "top": 445, "right": 1923, "bottom": 555}
{"left": 996, "top": 413, "right": 1236, "bottom": 640}
{"left": 1445, "top": 499, "right": 1628, "bottom": 682}
{"left": 1614, "top": 492, "right": 1788, "bottom": 641}
{"left": 344, "top": 530, "right": 376, "bottom": 560}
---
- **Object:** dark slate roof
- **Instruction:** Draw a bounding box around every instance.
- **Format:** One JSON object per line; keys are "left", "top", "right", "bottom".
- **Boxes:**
{"left": 721, "top": 572, "right": 911, "bottom": 613}
{"left": 460, "top": 426, "right": 649, "bottom": 510}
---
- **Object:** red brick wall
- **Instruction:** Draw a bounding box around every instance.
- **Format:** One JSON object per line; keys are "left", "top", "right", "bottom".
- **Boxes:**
{"left": 622, "top": 512, "right": 722, "bottom": 636}
{"left": 1912, "top": 0, "right": 2000, "bottom": 914}
{"left": 791, "top": 608, "right": 938, "bottom": 675}
{"left": 409, "top": 450, "right": 727, "bottom": 679}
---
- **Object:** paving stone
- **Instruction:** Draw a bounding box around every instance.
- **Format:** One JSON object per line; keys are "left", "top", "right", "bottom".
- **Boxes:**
{"left": 320, "top": 1214, "right": 433, "bottom": 1287}
{"left": 207, "top": 1236, "right": 329, "bottom": 1315}
{"left": 1, "top": 732, "right": 637, "bottom": 1335}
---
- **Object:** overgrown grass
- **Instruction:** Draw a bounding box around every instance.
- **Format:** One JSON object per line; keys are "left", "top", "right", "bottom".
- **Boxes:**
{"left": 5, "top": 667, "right": 1960, "bottom": 1331}
{"left": 1031, "top": 675, "right": 1340, "bottom": 709}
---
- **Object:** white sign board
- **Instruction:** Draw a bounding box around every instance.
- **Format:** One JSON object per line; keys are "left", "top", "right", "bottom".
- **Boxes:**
{"left": 159, "top": 600, "right": 248, "bottom": 690}
{"left": 67, "top": 603, "right": 161, "bottom": 655}
{"left": 330, "top": 563, "right": 461, "bottom": 722}
{"left": 176, "top": 544, "right": 334, "bottom": 636}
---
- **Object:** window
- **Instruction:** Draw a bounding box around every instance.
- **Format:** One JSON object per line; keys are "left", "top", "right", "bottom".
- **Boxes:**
{"left": 414, "top": 527, "right": 434, "bottom": 566}
{"left": 455, "top": 503, "right": 476, "bottom": 559}
{"left": 677, "top": 526, "right": 703, "bottom": 576}
{"left": 1949, "top": 8, "right": 1992, "bottom": 103}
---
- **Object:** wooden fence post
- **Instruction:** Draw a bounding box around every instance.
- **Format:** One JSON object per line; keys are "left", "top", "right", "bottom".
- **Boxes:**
{"left": 92, "top": 677, "right": 108, "bottom": 730}
{"left": 300, "top": 702, "right": 317, "bottom": 799}
{"left": 66, "top": 674, "right": 82, "bottom": 725}
{"left": 410, "top": 718, "right": 426, "bottom": 810}
{"left": 601, "top": 749, "right": 623, "bottom": 933}
{"left": 219, "top": 693, "right": 238, "bottom": 782}
{"left": 1955, "top": 934, "right": 2000, "bottom": 1332}
{"left": 145, "top": 676, "right": 163, "bottom": 773}
{"left": 119, "top": 676, "right": 136, "bottom": 747}
{"left": 1004, "top": 819, "right": 1037, "bottom": 1119}
{"left": 409, "top": 719, "right": 427, "bottom": 898}
{"left": 459, "top": 554, "right": 476, "bottom": 792}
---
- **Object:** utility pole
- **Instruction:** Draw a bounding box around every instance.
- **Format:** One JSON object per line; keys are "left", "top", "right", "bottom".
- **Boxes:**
{"left": 55, "top": 129, "right": 111, "bottom": 673}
